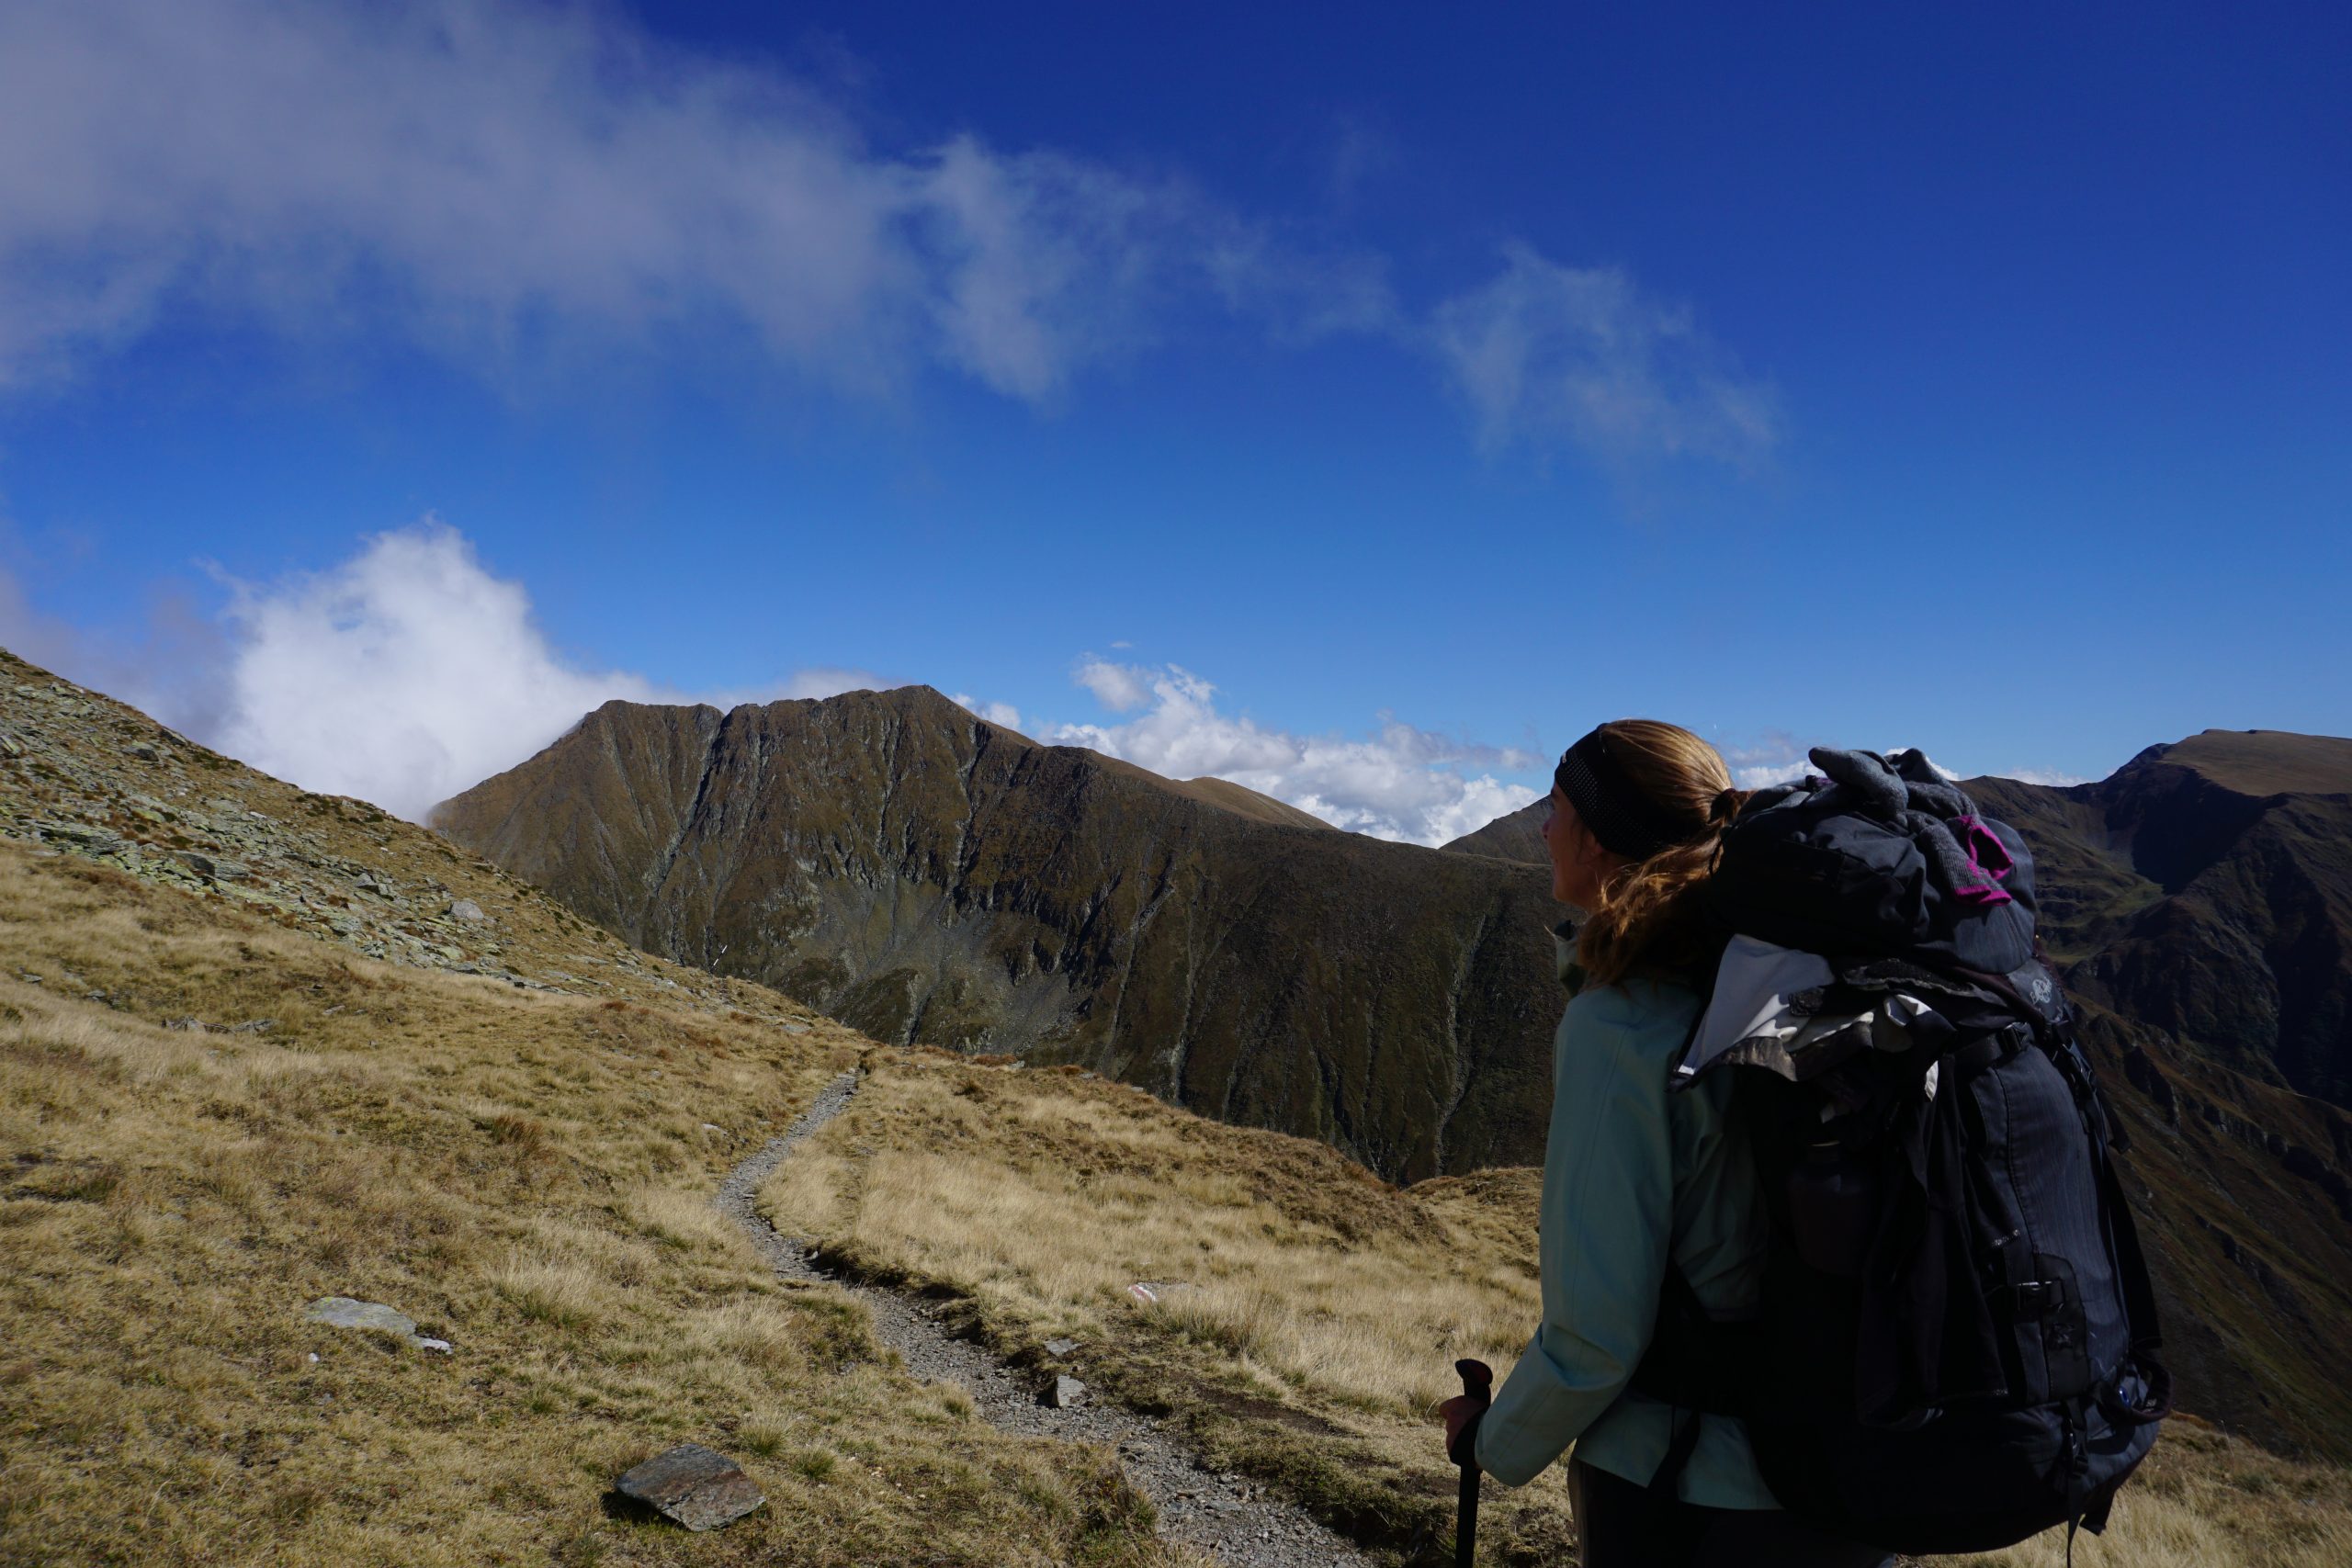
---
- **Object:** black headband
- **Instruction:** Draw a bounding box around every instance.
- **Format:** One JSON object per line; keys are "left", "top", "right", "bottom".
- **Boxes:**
{"left": 1555, "top": 728, "right": 1701, "bottom": 862}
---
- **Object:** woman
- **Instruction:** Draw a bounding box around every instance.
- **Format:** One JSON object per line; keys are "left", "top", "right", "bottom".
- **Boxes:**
{"left": 1440, "top": 721, "right": 1890, "bottom": 1568}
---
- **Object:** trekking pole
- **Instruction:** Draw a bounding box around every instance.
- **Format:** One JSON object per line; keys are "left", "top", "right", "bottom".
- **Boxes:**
{"left": 1453, "top": 1358, "right": 1492, "bottom": 1567}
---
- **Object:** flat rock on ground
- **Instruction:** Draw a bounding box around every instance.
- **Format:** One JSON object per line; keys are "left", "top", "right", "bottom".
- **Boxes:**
{"left": 306, "top": 1296, "right": 416, "bottom": 1337}
{"left": 616, "top": 1443, "right": 765, "bottom": 1531}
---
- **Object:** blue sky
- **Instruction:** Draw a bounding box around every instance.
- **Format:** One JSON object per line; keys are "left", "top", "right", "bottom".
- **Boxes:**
{"left": 1, "top": 1, "right": 2346, "bottom": 839}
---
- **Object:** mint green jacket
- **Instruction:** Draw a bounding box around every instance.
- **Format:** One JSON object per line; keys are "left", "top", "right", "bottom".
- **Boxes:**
{"left": 1472, "top": 933, "right": 1779, "bottom": 1507}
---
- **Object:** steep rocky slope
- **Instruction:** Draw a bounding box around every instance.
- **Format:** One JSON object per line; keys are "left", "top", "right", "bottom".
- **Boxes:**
{"left": 0, "top": 649, "right": 805, "bottom": 1021}
{"left": 434, "top": 688, "right": 1560, "bottom": 1180}
{"left": 1968, "top": 731, "right": 2352, "bottom": 1108}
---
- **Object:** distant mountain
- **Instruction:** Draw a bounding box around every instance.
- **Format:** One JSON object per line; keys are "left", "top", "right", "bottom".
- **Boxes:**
{"left": 1968, "top": 730, "right": 2352, "bottom": 1108}
{"left": 433, "top": 687, "right": 1561, "bottom": 1179}
{"left": 1442, "top": 798, "right": 1547, "bottom": 863}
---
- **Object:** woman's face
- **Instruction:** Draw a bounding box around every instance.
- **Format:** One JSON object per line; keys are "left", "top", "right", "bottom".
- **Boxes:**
{"left": 1541, "top": 784, "right": 1609, "bottom": 908}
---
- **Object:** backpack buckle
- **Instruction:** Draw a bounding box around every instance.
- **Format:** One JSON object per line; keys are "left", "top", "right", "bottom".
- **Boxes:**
{"left": 2008, "top": 1278, "right": 2070, "bottom": 1321}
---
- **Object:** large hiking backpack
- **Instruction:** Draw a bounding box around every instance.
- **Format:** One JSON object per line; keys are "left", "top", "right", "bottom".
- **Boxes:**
{"left": 1632, "top": 746, "right": 2170, "bottom": 1554}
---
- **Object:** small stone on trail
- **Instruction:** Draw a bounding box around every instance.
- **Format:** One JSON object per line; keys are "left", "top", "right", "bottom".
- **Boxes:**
{"left": 447, "top": 898, "right": 486, "bottom": 922}
{"left": 615, "top": 1443, "right": 765, "bottom": 1531}
{"left": 1047, "top": 1375, "right": 1088, "bottom": 1409}
{"left": 1046, "top": 1337, "right": 1080, "bottom": 1358}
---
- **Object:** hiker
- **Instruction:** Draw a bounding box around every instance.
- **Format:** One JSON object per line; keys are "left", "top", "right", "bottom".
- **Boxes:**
{"left": 1439, "top": 721, "right": 1892, "bottom": 1567}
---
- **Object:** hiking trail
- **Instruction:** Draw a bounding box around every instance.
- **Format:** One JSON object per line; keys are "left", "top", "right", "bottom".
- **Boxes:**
{"left": 714, "top": 1069, "right": 1375, "bottom": 1568}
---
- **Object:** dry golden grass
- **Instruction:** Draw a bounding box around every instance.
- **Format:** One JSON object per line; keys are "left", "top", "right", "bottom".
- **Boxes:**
{"left": 0, "top": 842, "right": 1165, "bottom": 1567}
{"left": 761, "top": 1050, "right": 2352, "bottom": 1567}
{"left": 759, "top": 1048, "right": 1579, "bottom": 1559}
{"left": 1951, "top": 1420, "right": 2352, "bottom": 1568}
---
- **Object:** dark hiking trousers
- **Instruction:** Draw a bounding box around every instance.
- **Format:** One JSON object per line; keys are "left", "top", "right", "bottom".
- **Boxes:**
{"left": 1569, "top": 1460, "right": 1894, "bottom": 1568}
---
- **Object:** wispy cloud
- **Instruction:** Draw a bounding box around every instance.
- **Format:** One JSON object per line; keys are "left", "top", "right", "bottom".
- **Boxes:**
{"left": 1722, "top": 731, "right": 1812, "bottom": 791}
{"left": 0, "top": 560, "right": 230, "bottom": 737}
{"left": 0, "top": 2, "right": 1780, "bottom": 485}
{"left": 0, "top": 0, "right": 1385, "bottom": 400}
{"left": 1430, "top": 243, "right": 1781, "bottom": 470}
{"left": 1048, "top": 658, "right": 1540, "bottom": 846}
{"left": 1991, "top": 766, "right": 2091, "bottom": 788}
{"left": 1073, "top": 654, "right": 1154, "bottom": 713}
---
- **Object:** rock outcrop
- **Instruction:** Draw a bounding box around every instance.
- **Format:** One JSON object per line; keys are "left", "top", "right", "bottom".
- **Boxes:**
{"left": 0, "top": 647, "right": 807, "bottom": 1022}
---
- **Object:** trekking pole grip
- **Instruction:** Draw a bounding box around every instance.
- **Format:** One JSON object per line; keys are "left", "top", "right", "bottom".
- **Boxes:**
{"left": 1453, "top": 1359, "right": 1492, "bottom": 1566}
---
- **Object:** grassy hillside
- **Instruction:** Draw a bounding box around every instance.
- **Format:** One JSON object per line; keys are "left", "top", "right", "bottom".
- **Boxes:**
{"left": 5, "top": 649, "right": 2347, "bottom": 1566}
{"left": 758, "top": 1043, "right": 2352, "bottom": 1567}
{"left": 0, "top": 841, "right": 1163, "bottom": 1567}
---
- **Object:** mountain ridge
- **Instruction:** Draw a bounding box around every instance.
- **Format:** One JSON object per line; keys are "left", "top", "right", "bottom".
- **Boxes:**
{"left": 434, "top": 684, "right": 1562, "bottom": 1181}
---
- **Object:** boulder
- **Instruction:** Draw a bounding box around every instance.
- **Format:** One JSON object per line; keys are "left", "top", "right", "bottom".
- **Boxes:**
{"left": 1047, "top": 1375, "right": 1087, "bottom": 1409}
{"left": 448, "top": 898, "right": 487, "bottom": 923}
{"left": 615, "top": 1444, "right": 765, "bottom": 1531}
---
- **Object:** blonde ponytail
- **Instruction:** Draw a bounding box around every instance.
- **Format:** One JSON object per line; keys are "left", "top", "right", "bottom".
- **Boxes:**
{"left": 1568, "top": 721, "right": 1746, "bottom": 990}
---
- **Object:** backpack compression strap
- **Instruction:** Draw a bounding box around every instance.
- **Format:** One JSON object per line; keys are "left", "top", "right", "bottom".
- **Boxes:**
{"left": 1633, "top": 1264, "right": 1759, "bottom": 1499}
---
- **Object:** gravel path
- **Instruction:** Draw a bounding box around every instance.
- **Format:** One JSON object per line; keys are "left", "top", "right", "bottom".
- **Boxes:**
{"left": 714, "top": 1070, "right": 1377, "bottom": 1568}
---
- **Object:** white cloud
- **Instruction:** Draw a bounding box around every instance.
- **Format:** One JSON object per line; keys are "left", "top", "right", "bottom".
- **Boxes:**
{"left": 1723, "top": 732, "right": 1810, "bottom": 791}
{"left": 0, "top": 0, "right": 1384, "bottom": 400}
{"left": 1074, "top": 655, "right": 1155, "bottom": 713}
{"left": 1048, "top": 661, "right": 1539, "bottom": 845}
{"left": 1431, "top": 243, "right": 1781, "bottom": 469}
{"left": 1992, "top": 766, "right": 2091, "bottom": 788}
{"left": 0, "top": 2, "right": 1793, "bottom": 491}
{"left": 948, "top": 693, "right": 1023, "bottom": 730}
{"left": 198, "top": 521, "right": 876, "bottom": 822}
{"left": 1732, "top": 760, "right": 1809, "bottom": 791}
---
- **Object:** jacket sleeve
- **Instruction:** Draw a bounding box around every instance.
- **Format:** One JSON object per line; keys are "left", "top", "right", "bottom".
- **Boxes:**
{"left": 1474, "top": 986, "right": 1675, "bottom": 1487}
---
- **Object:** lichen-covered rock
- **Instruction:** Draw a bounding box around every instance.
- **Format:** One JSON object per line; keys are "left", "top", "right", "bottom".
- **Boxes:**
{"left": 615, "top": 1444, "right": 764, "bottom": 1531}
